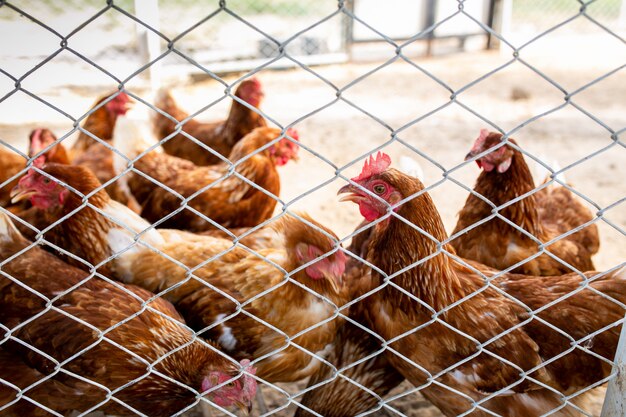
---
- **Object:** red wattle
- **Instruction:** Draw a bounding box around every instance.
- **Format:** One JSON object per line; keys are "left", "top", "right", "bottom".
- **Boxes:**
{"left": 358, "top": 202, "right": 381, "bottom": 222}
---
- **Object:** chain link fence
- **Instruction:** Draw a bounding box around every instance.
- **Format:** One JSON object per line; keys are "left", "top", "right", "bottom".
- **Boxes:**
{"left": 510, "top": 0, "right": 624, "bottom": 32}
{"left": 0, "top": 0, "right": 625, "bottom": 416}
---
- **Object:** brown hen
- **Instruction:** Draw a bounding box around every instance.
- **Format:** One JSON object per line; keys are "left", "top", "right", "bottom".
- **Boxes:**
{"left": 10, "top": 164, "right": 347, "bottom": 398}
{"left": 115, "top": 117, "right": 299, "bottom": 231}
{"left": 334, "top": 152, "right": 624, "bottom": 417}
{"left": 0, "top": 211, "right": 256, "bottom": 417}
{"left": 452, "top": 130, "right": 599, "bottom": 275}
{"left": 154, "top": 78, "right": 267, "bottom": 166}
{"left": 70, "top": 91, "right": 140, "bottom": 212}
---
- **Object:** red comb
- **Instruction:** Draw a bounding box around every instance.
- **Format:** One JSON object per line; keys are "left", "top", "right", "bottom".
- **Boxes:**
{"left": 240, "top": 359, "right": 256, "bottom": 374}
{"left": 353, "top": 152, "right": 391, "bottom": 181}
{"left": 238, "top": 78, "right": 263, "bottom": 106}
{"left": 106, "top": 92, "right": 132, "bottom": 116}
{"left": 29, "top": 129, "right": 43, "bottom": 157}
{"left": 115, "top": 92, "right": 130, "bottom": 102}
{"left": 286, "top": 128, "right": 299, "bottom": 141}
{"left": 247, "top": 77, "right": 261, "bottom": 88}
{"left": 33, "top": 156, "right": 45, "bottom": 168}
{"left": 471, "top": 128, "right": 494, "bottom": 153}
{"left": 29, "top": 128, "right": 56, "bottom": 159}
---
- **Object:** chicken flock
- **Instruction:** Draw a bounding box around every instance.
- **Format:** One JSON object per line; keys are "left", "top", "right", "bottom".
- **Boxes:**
{"left": 0, "top": 78, "right": 623, "bottom": 417}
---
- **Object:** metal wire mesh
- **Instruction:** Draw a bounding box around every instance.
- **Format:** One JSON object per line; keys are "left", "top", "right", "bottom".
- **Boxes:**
{"left": 0, "top": 0, "right": 625, "bottom": 416}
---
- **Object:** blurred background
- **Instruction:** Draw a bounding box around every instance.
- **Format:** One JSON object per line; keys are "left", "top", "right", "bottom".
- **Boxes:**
{"left": 2, "top": 0, "right": 624, "bottom": 92}
{"left": 0, "top": 1, "right": 624, "bottom": 414}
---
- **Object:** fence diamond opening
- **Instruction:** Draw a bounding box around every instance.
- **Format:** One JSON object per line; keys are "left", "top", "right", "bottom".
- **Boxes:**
{"left": 0, "top": 1, "right": 624, "bottom": 417}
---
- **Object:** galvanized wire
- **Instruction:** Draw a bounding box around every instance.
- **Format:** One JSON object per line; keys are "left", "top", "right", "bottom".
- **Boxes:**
{"left": 0, "top": 0, "right": 624, "bottom": 416}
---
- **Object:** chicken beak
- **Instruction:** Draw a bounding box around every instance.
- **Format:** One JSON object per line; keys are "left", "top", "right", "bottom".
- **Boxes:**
{"left": 465, "top": 151, "right": 483, "bottom": 169}
{"left": 10, "top": 186, "right": 35, "bottom": 204}
{"left": 235, "top": 400, "right": 253, "bottom": 415}
{"left": 328, "top": 272, "right": 343, "bottom": 294}
{"left": 337, "top": 184, "right": 364, "bottom": 203}
{"left": 319, "top": 267, "right": 343, "bottom": 294}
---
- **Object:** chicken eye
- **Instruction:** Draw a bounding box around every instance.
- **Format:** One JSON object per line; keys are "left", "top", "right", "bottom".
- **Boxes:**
{"left": 373, "top": 184, "right": 386, "bottom": 194}
{"left": 227, "top": 382, "right": 235, "bottom": 387}
{"left": 43, "top": 177, "right": 51, "bottom": 184}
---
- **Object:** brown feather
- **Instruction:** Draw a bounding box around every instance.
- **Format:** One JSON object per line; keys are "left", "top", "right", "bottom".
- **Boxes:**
{"left": 124, "top": 214, "right": 348, "bottom": 383}
{"left": 71, "top": 142, "right": 141, "bottom": 213}
{"left": 0, "top": 214, "right": 242, "bottom": 417}
{"left": 336, "top": 166, "right": 623, "bottom": 416}
{"left": 452, "top": 134, "right": 599, "bottom": 275}
{"left": 0, "top": 146, "right": 25, "bottom": 208}
{"left": 154, "top": 80, "right": 267, "bottom": 166}
{"left": 11, "top": 165, "right": 344, "bottom": 387}
{"left": 128, "top": 126, "right": 289, "bottom": 232}
{"left": 69, "top": 93, "right": 139, "bottom": 212}
{"left": 296, "top": 256, "right": 405, "bottom": 417}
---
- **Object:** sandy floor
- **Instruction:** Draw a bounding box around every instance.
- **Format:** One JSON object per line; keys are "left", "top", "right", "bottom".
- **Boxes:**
{"left": 1, "top": 31, "right": 624, "bottom": 417}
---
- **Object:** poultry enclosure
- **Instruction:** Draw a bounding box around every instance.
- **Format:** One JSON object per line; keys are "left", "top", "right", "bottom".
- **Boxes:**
{"left": 0, "top": 0, "right": 625, "bottom": 417}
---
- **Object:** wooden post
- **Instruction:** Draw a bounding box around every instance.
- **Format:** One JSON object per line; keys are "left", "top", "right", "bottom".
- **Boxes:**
{"left": 134, "top": 0, "right": 161, "bottom": 92}
{"left": 601, "top": 315, "right": 626, "bottom": 417}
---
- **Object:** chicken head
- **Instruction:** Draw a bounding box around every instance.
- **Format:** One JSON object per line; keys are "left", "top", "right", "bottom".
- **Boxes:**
{"left": 10, "top": 167, "right": 69, "bottom": 210}
{"left": 106, "top": 91, "right": 132, "bottom": 117}
{"left": 269, "top": 128, "right": 299, "bottom": 166}
{"left": 295, "top": 241, "right": 346, "bottom": 293}
{"left": 338, "top": 152, "right": 403, "bottom": 222}
{"left": 202, "top": 359, "right": 257, "bottom": 414}
{"left": 28, "top": 128, "right": 68, "bottom": 166}
{"left": 278, "top": 213, "right": 346, "bottom": 294}
{"left": 10, "top": 164, "right": 101, "bottom": 211}
{"left": 465, "top": 129, "right": 515, "bottom": 173}
{"left": 236, "top": 77, "right": 264, "bottom": 108}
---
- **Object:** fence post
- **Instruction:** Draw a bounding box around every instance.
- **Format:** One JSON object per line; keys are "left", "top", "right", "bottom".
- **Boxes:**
{"left": 134, "top": 0, "right": 161, "bottom": 92}
{"left": 498, "top": 0, "right": 512, "bottom": 55}
{"left": 601, "top": 315, "right": 626, "bottom": 417}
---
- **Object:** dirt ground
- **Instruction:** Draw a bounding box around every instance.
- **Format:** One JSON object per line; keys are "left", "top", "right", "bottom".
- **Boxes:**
{"left": 1, "top": 32, "right": 624, "bottom": 417}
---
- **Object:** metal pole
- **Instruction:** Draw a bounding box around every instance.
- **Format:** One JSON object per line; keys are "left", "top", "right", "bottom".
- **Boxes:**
{"left": 341, "top": 0, "right": 355, "bottom": 61}
{"left": 425, "top": 0, "right": 436, "bottom": 57}
{"left": 601, "top": 315, "right": 626, "bottom": 417}
{"left": 486, "top": 0, "right": 498, "bottom": 49}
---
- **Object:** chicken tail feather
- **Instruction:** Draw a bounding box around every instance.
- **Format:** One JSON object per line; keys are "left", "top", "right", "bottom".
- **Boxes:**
{"left": 0, "top": 210, "right": 22, "bottom": 242}
{"left": 155, "top": 88, "right": 177, "bottom": 113}
{"left": 399, "top": 155, "right": 425, "bottom": 182}
{"left": 534, "top": 155, "right": 567, "bottom": 186}
{"left": 112, "top": 108, "right": 159, "bottom": 176}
